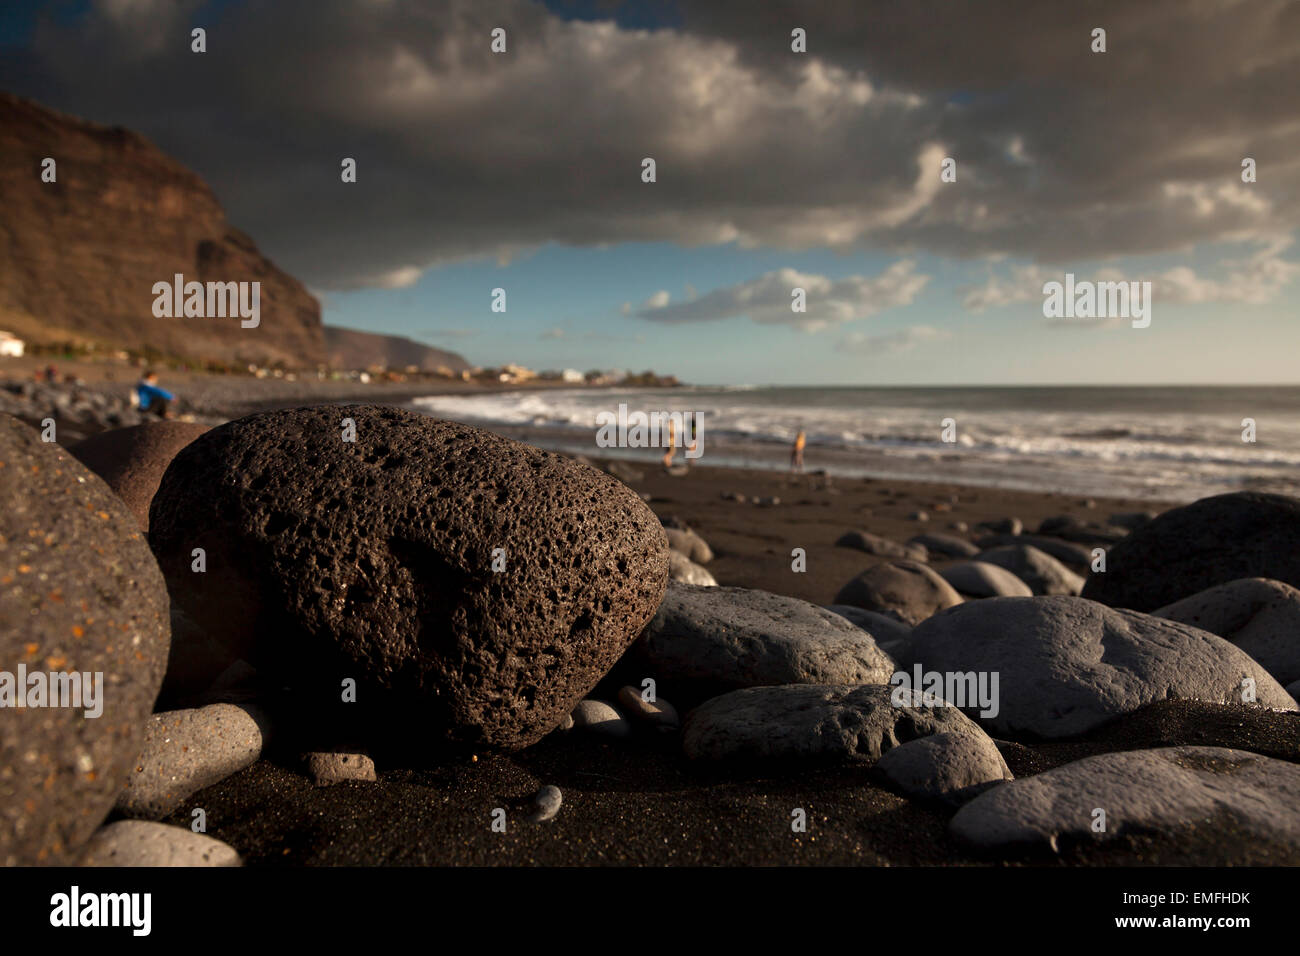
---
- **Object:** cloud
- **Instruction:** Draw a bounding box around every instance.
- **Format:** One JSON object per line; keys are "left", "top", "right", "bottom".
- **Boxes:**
{"left": 963, "top": 238, "right": 1300, "bottom": 313}
{"left": 3, "top": 0, "right": 1296, "bottom": 289}
{"left": 540, "top": 327, "right": 566, "bottom": 339}
{"left": 839, "top": 326, "right": 951, "bottom": 354}
{"left": 637, "top": 262, "right": 929, "bottom": 331}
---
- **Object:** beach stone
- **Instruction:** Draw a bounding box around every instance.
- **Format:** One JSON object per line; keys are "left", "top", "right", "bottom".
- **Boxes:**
{"left": 835, "top": 529, "right": 926, "bottom": 561}
{"left": 823, "top": 605, "right": 913, "bottom": 647}
{"left": 571, "top": 699, "right": 631, "bottom": 737}
{"left": 908, "top": 510, "right": 929, "bottom": 523}
{"left": 668, "top": 549, "right": 717, "bottom": 586}
{"left": 907, "top": 533, "right": 979, "bottom": 559}
{"left": 1037, "top": 514, "right": 1085, "bottom": 535}
{"left": 1082, "top": 492, "right": 1300, "bottom": 612}
{"left": 950, "top": 746, "right": 1300, "bottom": 860}
{"left": 875, "top": 729, "right": 1013, "bottom": 806}
{"left": 1154, "top": 578, "right": 1300, "bottom": 686}
{"left": 665, "top": 527, "right": 713, "bottom": 563}
{"left": 904, "top": 596, "right": 1297, "bottom": 739}
{"left": 948, "top": 521, "right": 969, "bottom": 532}
{"left": 682, "top": 684, "right": 988, "bottom": 763}
{"left": 977, "top": 517, "right": 1022, "bottom": 535}
{"left": 976, "top": 533, "right": 1094, "bottom": 568}
{"left": 976, "top": 544, "right": 1084, "bottom": 596}
{"left": 1109, "top": 510, "right": 1157, "bottom": 531}
{"left": 116, "top": 704, "right": 268, "bottom": 819}
{"left": 604, "top": 460, "right": 643, "bottom": 483}
{"left": 68, "top": 421, "right": 208, "bottom": 531}
{"left": 0, "top": 414, "right": 170, "bottom": 866}
{"left": 617, "top": 685, "right": 680, "bottom": 727}
{"left": 832, "top": 559, "right": 963, "bottom": 626}
{"left": 939, "top": 561, "right": 1034, "bottom": 599}
{"left": 79, "top": 820, "right": 241, "bottom": 867}
{"left": 635, "top": 584, "right": 895, "bottom": 704}
{"left": 148, "top": 405, "right": 668, "bottom": 752}
{"left": 527, "top": 784, "right": 562, "bottom": 823}
{"left": 306, "top": 751, "right": 377, "bottom": 785}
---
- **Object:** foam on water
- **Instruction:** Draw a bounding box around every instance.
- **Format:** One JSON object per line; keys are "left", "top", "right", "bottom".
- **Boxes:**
{"left": 409, "top": 386, "right": 1300, "bottom": 501}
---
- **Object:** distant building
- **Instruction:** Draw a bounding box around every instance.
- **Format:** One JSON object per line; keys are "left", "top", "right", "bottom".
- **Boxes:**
{"left": 0, "top": 331, "right": 25, "bottom": 357}
{"left": 561, "top": 368, "right": 584, "bottom": 384}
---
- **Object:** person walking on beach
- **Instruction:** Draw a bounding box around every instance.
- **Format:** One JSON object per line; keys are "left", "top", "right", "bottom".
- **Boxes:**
{"left": 790, "top": 427, "right": 806, "bottom": 473}
{"left": 662, "top": 417, "right": 677, "bottom": 468}
{"left": 135, "top": 370, "right": 175, "bottom": 419}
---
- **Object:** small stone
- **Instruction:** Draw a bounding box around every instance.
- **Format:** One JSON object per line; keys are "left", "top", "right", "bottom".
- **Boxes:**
{"left": 875, "top": 730, "right": 1013, "bottom": 806}
{"left": 116, "top": 704, "right": 268, "bottom": 819}
{"left": 571, "top": 700, "right": 631, "bottom": 737}
{"left": 617, "top": 686, "right": 680, "bottom": 727}
{"left": 79, "top": 821, "right": 241, "bottom": 867}
{"left": 669, "top": 549, "right": 718, "bottom": 586}
{"left": 306, "top": 751, "right": 377, "bottom": 785}
{"left": 665, "top": 527, "right": 713, "bottom": 563}
{"left": 527, "top": 785, "right": 563, "bottom": 823}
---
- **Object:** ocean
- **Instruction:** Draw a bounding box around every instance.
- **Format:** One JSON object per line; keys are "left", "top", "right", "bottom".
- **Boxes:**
{"left": 408, "top": 385, "right": 1300, "bottom": 502}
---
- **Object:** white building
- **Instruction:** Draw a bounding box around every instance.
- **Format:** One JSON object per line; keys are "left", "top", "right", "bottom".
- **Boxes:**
{"left": 0, "top": 331, "right": 24, "bottom": 357}
{"left": 561, "top": 368, "right": 584, "bottom": 384}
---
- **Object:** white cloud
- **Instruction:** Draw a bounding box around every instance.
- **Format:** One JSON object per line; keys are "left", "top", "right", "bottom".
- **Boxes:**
{"left": 637, "top": 261, "right": 929, "bottom": 332}
{"left": 840, "top": 325, "right": 951, "bottom": 353}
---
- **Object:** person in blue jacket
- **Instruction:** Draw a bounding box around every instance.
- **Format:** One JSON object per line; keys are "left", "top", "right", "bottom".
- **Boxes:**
{"left": 135, "top": 370, "right": 175, "bottom": 418}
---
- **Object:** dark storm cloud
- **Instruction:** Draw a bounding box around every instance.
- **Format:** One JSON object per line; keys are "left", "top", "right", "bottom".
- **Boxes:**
{"left": 4, "top": 0, "right": 1296, "bottom": 290}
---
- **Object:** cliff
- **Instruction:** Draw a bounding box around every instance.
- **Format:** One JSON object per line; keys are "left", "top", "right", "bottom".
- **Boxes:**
{"left": 322, "top": 325, "right": 470, "bottom": 373}
{"left": 0, "top": 92, "right": 325, "bottom": 367}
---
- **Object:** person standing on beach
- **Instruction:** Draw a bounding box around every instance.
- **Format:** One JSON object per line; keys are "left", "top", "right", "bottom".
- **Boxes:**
{"left": 791, "top": 427, "right": 806, "bottom": 473}
{"left": 662, "top": 417, "right": 677, "bottom": 467}
{"left": 135, "top": 370, "right": 175, "bottom": 419}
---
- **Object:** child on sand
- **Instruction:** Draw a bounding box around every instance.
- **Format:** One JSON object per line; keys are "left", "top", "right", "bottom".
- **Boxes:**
{"left": 135, "top": 370, "right": 175, "bottom": 419}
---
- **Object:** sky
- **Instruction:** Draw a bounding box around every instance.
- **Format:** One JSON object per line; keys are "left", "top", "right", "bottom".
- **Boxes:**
{"left": 1, "top": 0, "right": 1298, "bottom": 385}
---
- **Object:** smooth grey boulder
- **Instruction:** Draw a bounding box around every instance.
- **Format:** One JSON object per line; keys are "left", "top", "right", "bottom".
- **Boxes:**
{"left": 682, "top": 684, "right": 986, "bottom": 763}
{"left": 874, "top": 730, "right": 1013, "bottom": 806}
{"left": 976, "top": 533, "right": 1094, "bottom": 569}
{"left": 1154, "top": 578, "right": 1300, "bottom": 686}
{"left": 835, "top": 530, "right": 926, "bottom": 562}
{"left": 116, "top": 704, "right": 268, "bottom": 819}
{"left": 665, "top": 527, "right": 713, "bottom": 563}
{"left": 950, "top": 747, "right": 1300, "bottom": 860}
{"left": 939, "top": 561, "right": 1034, "bottom": 599}
{"left": 668, "top": 549, "right": 718, "bottom": 586}
{"left": 975, "top": 544, "right": 1084, "bottom": 596}
{"left": 907, "top": 533, "right": 979, "bottom": 559}
{"left": 904, "top": 596, "right": 1297, "bottom": 739}
{"left": 1, "top": 415, "right": 171, "bottom": 866}
{"left": 68, "top": 421, "right": 209, "bottom": 531}
{"left": 832, "top": 559, "right": 963, "bottom": 626}
{"left": 635, "top": 584, "right": 895, "bottom": 704}
{"left": 1082, "top": 492, "right": 1300, "bottom": 612}
{"left": 824, "top": 605, "right": 913, "bottom": 647}
{"left": 79, "top": 820, "right": 241, "bottom": 867}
